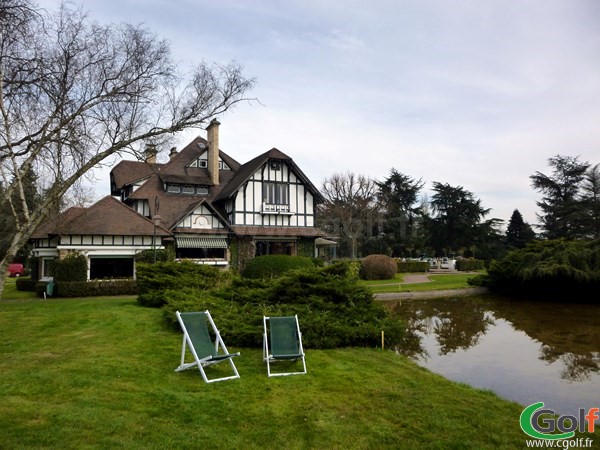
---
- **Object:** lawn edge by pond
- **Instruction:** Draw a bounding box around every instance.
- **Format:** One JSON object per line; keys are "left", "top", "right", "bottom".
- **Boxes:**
{"left": 3, "top": 296, "right": 594, "bottom": 448}
{"left": 375, "top": 286, "right": 489, "bottom": 300}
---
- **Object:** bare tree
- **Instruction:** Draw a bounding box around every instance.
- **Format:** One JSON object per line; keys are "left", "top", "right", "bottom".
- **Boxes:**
{"left": 0, "top": 1, "right": 254, "bottom": 297}
{"left": 318, "top": 172, "right": 379, "bottom": 258}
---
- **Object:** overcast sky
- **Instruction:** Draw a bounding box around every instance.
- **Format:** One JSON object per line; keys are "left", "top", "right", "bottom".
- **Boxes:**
{"left": 39, "top": 0, "right": 600, "bottom": 226}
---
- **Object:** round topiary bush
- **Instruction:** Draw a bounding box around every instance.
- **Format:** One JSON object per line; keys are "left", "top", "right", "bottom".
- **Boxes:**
{"left": 360, "top": 254, "right": 397, "bottom": 280}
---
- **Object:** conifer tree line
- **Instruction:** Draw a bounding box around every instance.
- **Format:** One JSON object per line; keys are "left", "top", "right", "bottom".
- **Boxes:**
{"left": 317, "top": 155, "right": 599, "bottom": 260}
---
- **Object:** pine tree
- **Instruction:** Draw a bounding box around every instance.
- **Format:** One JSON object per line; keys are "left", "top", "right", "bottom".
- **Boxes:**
{"left": 505, "top": 209, "right": 536, "bottom": 249}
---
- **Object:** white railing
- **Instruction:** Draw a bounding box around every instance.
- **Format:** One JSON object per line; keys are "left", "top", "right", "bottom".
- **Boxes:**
{"left": 262, "top": 203, "right": 291, "bottom": 213}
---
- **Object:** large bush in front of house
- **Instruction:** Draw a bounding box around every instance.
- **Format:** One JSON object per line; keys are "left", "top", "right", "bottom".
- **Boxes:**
{"left": 160, "top": 261, "right": 405, "bottom": 349}
{"left": 136, "top": 261, "right": 233, "bottom": 307}
{"left": 50, "top": 252, "right": 87, "bottom": 282}
{"left": 134, "top": 248, "right": 175, "bottom": 263}
{"left": 241, "top": 255, "right": 316, "bottom": 279}
{"left": 359, "top": 254, "right": 397, "bottom": 280}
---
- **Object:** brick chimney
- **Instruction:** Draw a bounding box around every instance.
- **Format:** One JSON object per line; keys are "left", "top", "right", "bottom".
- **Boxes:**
{"left": 144, "top": 144, "right": 157, "bottom": 164}
{"left": 206, "top": 118, "right": 220, "bottom": 185}
{"left": 169, "top": 146, "right": 178, "bottom": 160}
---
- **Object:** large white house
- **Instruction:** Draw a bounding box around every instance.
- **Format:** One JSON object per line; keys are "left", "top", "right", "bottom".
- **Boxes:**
{"left": 31, "top": 120, "right": 327, "bottom": 279}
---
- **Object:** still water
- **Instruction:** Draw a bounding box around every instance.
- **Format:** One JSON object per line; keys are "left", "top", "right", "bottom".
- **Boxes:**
{"left": 386, "top": 295, "right": 600, "bottom": 418}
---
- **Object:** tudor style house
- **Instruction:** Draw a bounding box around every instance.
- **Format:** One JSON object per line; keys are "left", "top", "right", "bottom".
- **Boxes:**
{"left": 31, "top": 120, "right": 327, "bottom": 279}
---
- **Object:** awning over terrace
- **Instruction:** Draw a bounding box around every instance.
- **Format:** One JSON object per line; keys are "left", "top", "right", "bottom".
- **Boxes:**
{"left": 175, "top": 237, "right": 228, "bottom": 248}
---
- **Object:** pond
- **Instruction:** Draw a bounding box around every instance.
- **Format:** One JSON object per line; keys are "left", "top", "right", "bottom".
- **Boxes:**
{"left": 385, "top": 295, "right": 600, "bottom": 418}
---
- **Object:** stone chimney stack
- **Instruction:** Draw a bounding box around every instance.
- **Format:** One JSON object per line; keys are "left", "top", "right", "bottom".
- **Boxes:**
{"left": 169, "top": 146, "right": 178, "bottom": 160}
{"left": 144, "top": 144, "right": 157, "bottom": 164}
{"left": 206, "top": 118, "right": 221, "bottom": 185}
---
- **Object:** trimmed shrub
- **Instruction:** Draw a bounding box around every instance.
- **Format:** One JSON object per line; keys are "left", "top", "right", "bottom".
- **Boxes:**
{"left": 241, "top": 255, "right": 315, "bottom": 279}
{"left": 35, "top": 282, "right": 48, "bottom": 297}
{"left": 16, "top": 277, "right": 37, "bottom": 292}
{"left": 48, "top": 280, "right": 138, "bottom": 297}
{"left": 396, "top": 260, "right": 429, "bottom": 273}
{"left": 50, "top": 252, "right": 87, "bottom": 282}
{"left": 360, "top": 254, "right": 397, "bottom": 280}
{"left": 456, "top": 259, "right": 485, "bottom": 271}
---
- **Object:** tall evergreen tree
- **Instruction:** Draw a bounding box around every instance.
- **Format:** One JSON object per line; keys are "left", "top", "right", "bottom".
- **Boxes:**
{"left": 530, "top": 155, "right": 590, "bottom": 239}
{"left": 580, "top": 163, "right": 600, "bottom": 239}
{"left": 375, "top": 169, "right": 425, "bottom": 257}
{"left": 426, "top": 182, "right": 495, "bottom": 256}
{"left": 505, "top": 209, "right": 536, "bottom": 249}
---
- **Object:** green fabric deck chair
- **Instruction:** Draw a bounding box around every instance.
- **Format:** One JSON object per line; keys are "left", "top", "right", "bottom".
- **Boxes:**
{"left": 263, "top": 315, "right": 307, "bottom": 377}
{"left": 175, "top": 310, "right": 240, "bottom": 383}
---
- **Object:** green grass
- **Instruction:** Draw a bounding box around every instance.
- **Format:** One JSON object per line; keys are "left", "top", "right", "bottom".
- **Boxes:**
{"left": 1, "top": 277, "right": 37, "bottom": 300}
{"left": 361, "top": 272, "right": 481, "bottom": 294}
{"left": 2, "top": 296, "right": 593, "bottom": 449}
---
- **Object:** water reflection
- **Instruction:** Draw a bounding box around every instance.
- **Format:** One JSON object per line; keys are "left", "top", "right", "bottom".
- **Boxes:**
{"left": 386, "top": 295, "right": 600, "bottom": 415}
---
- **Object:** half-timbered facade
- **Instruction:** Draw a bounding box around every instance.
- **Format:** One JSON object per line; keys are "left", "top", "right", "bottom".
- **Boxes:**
{"left": 31, "top": 120, "right": 325, "bottom": 279}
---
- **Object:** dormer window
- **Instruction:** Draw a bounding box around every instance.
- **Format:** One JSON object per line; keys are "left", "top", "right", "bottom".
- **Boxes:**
{"left": 166, "top": 183, "right": 209, "bottom": 195}
{"left": 187, "top": 154, "right": 230, "bottom": 170}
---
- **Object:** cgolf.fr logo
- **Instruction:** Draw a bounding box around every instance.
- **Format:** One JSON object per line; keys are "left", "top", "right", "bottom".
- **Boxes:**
{"left": 520, "top": 402, "right": 598, "bottom": 440}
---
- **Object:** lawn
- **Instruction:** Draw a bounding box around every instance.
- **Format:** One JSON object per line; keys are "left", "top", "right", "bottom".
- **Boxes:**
{"left": 361, "top": 272, "right": 482, "bottom": 294}
{"left": 1, "top": 276, "right": 37, "bottom": 300}
{"left": 2, "top": 296, "right": 594, "bottom": 449}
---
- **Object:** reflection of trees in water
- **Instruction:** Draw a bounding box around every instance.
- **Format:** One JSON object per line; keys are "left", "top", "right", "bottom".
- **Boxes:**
{"left": 491, "top": 297, "right": 600, "bottom": 382}
{"left": 432, "top": 311, "right": 494, "bottom": 355}
{"left": 539, "top": 345, "right": 600, "bottom": 382}
{"left": 388, "top": 295, "right": 600, "bottom": 382}
{"left": 389, "top": 298, "right": 494, "bottom": 359}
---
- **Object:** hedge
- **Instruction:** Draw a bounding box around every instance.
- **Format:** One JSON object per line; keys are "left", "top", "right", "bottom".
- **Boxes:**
{"left": 40, "top": 280, "right": 138, "bottom": 298}
{"left": 456, "top": 259, "right": 485, "bottom": 271}
{"left": 396, "top": 260, "right": 429, "bottom": 273}
{"left": 241, "top": 255, "right": 315, "bottom": 279}
{"left": 15, "top": 278, "right": 37, "bottom": 292}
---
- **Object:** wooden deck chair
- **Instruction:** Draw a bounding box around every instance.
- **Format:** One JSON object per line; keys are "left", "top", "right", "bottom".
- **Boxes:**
{"left": 175, "top": 310, "right": 240, "bottom": 383}
{"left": 263, "top": 315, "right": 307, "bottom": 377}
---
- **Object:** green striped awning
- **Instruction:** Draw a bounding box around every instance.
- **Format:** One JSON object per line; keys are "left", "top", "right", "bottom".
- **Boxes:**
{"left": 176, "top": 237, "right": 228, "bottom": 248}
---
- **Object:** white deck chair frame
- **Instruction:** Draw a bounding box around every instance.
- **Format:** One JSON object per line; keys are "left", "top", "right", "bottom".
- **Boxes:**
{"left": 175, "top": 310, "right": 240, "bottom": 383}
{"left": 263, "top": 314, "right": 307, "bottom": 377}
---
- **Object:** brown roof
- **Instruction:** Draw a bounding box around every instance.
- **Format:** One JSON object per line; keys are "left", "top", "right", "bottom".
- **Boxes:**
{"left": 32, "top": 196, "right": 171, "bottom": 237}
{"left": 157, "top": 136, "right": 240, "bottom": 186}
{"left": 214, "top": 148, "right": 324, "bottom": 203}
{"left": 126, "top": 171, "right": 233, "bottom": 230}
{"left": 110, "top": 160, "right": 161, "bottom": 194}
